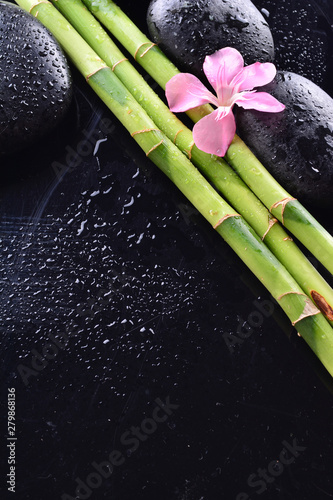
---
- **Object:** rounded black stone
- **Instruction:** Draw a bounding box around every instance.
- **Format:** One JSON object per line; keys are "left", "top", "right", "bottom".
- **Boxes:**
{"left": 0, "top": 1, "right": 73, "bottom": 155}
{"left": 147, "top": 0, "right": 275, "bottom": 80}
{"left": 235, "top": 71, "right": 333, "bottom": 208}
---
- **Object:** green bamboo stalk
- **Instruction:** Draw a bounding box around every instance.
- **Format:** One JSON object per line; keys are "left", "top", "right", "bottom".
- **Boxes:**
{"left": 50, "top": 0, "right": 333, "bottom": 326}
{"left": 81, "top": 0, "right": 333, "bottom": 276}
{"left": 14, "top": 0, "right": 333, "bottom": 376}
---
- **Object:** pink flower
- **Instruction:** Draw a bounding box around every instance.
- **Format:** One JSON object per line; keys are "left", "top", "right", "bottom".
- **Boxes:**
{"left": 166, "top": 47, "right": 285, "bottom": 157}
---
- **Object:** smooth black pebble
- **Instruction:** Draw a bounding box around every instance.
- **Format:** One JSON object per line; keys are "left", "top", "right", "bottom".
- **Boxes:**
{"left": 147, "top": 0, "right": 275, "bottom": 79}
{"left": 0, "top": 1, "right": 72, "bottom": 155}
{"left": 235, "top": 71, "right": 333, "bottom": 208}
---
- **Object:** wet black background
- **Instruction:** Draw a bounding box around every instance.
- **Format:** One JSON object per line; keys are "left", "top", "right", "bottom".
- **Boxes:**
{"left": 1, "top": 1, "right": 333, "bottom": 499}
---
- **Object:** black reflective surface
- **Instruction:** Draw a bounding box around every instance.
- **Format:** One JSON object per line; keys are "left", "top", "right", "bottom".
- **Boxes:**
{"left": 1, "top": 1, "right": 333, "bottom": 499}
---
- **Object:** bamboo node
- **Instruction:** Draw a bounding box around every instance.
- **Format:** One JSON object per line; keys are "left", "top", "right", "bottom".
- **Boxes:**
{"left": 278, "top": 291, "right": 306, "bottom": 300}
{"left": 213, "top": 213, "right": 240, "bottom": 229}
{"left": 185, "top": 141, "right": 195, "bottom": 160}
{"left": 292, "top": 299, "right": 321, "bottom": 326}
{"left": 261, "top": 216, "right": 278, "bottom": 241}
{"left": 311, "top": 290, "right": 333, "bottom": 321}
{"left": 277, "top": 291, "right": 321, "bottom": 326}
{"left": 131, "top": 128, "right": 160, "bottom": 137}
{"left": 173, "top": 129, "right": 184, "bottom": 144}
{"left": 134, "top": 42, "right": 157, "bottom": 60}
{"left": 86, "top": 64, "right": 108, "bottom": 81}
{"left": 111, "top": 58, "right": 128, "bottom": 72}
{"left": 29, "top": 0, "right": 49, "bottom": 13}
{"left": 146, "top": 140, "right": 164, "bottom": 157}
{"left": 270, "top": 197, "right": 297, "bottom": 225}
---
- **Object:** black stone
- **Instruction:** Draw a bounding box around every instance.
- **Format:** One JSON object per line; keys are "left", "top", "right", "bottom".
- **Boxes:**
{"left": 0, "top": 1, "right": 72, "bottom": 155}
{"left": 147, "top": 0, "right": 275, "bottom": 80}
{"left": 235, "top": 71, "right": 333, "bottom": 208}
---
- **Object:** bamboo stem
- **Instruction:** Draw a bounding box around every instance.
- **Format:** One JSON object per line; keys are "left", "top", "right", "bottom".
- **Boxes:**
{"left": 49, "top": 0, "right": 333, "bottom": 326}
{"left": 81, "top": 0, "right": 333, "bottom": 275}
{"left": 14, "top": 0, "right": 333, "bottom": 376}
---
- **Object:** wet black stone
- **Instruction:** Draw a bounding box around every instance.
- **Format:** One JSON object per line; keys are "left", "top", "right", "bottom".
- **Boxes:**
{"left": 147, "top": 0, "right": 275, "bottom": 80}
{"left": 0, "top": 1, "right": 72, "bottom": 155}
{"left": 235, "top": 71, "right": 333, "bottom": 208}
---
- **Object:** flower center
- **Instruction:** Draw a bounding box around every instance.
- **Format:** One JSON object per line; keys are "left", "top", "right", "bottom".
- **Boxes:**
{"left": 217, "top": 85, "right": 236, "bottom": 107}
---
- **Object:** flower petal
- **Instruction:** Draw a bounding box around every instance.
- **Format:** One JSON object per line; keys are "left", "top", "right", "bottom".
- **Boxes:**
{"left": 233, "top": 62, "right": 277, "bottom": 92}
{"left": 193, "top": 108, "right": 236, "bottom": 156}
{"left": 203, "top": 47, "right": 244, "bottom": 92}
{"left": 236, "top": 91, "right": 285, "bottom": 112}
{"left": 165, "top": 73, "right": 218, "bottom": 112}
